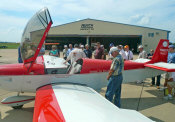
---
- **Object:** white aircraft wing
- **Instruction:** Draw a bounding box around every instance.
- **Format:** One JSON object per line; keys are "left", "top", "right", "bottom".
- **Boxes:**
{"left": 145, "top": 62, "right": 175, "bottom": 72}
{"left": 133, "top": 58, "right": 150, "bottom": 63}
{"left": 33, "top": 84, "right": 153, "bottom": 122}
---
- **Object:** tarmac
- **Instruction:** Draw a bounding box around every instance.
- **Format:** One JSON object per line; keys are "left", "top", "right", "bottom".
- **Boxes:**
{"left": 0, "top": 49, "right": 175, "bottom": 122}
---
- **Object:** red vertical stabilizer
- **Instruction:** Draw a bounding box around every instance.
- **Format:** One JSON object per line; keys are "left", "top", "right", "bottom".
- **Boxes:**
{"left": 147, "top": 39, "right": 169, "bottom": 64}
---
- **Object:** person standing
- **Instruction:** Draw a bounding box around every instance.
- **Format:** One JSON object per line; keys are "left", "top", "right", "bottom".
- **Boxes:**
{"left": 124, "top": 45, "right": 133, "bottom": 60}
{"left": 147, "top": 49, "right": 161, "bottom": 89}
{"left": 108, "top": 43, "right": 114, "bottom": 60}
{"left": 138, "top": 45, "right": 147, "bottom": 59}
{"left": 164, "top": 45, "right": 175, "bottom": 88}
{"left": 67, "top": 44, "right": 74, "bottom": 57}
{"left": 118, "top": 45, "right": 127, "bottom": 60}
{"left": 164, "top": 72, "right": 175, "bottom": 100}
{"left": 137, "top": 45, "right": 147, "bottom": 83}
{"left": 84, "top": 44, "right": 92, "bottom": 58}
{"left": 80, "top": 45, "right": 85, "bottom": 51}
{"left": 105, "top": 47, "right": 124, "bottom": 108}
{"left": 18, "top": 46, "right": 23, "bottom": 63}
{"left": 64, "top": 44, "right": 86, "bottom": 64}
{"left": 167, "top": 45, "right": 175, "bottom": 63}
{"left": 101, "top": 45, "right": 108, "bottom": 60}
{"left": 49, "top": 45, "right": 59, "bottom": 57}
{"left": 38, "top": 45, "right": 45, "bottom": 56}
{"left": 63, "top": 45, "right": 68, "bottom": 60}
{"left": 94, "top": 42, "right": 104, "bottom": 59}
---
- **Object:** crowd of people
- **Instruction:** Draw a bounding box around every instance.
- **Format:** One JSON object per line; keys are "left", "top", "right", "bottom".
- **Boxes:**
{"left": 57, "top": 42, "right": 175, "bottom": 106}
{"left": 46, "top": 42, "right": 134, "bottom": 107}
{"left": 48, "top": 42, "right": 135, "bottom": 62}
{"left": 18, "top": 42, "right": 175, "bottom": 107}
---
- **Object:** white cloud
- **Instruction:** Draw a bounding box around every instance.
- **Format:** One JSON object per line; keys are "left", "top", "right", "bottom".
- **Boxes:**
{"left": 129, "top": 14, "right": 152, "bottom": 25}
{"left": 0, "top": 0, "right": 175, "bottom": 42}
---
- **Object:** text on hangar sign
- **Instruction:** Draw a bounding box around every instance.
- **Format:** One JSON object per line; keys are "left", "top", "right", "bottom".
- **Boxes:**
{"left": 80, "top": 24, "right": 94, "bottom": 30}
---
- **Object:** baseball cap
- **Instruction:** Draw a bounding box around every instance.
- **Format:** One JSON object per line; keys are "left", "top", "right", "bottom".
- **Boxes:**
{"left": 169, "top": 45, "right": 175, "bottom": 48}
{"left": 119, "top": 45, "right": 123, "bottom": 48}
{"left": 80, "top": 45, "right": 84, "bottom": 48}
{"left": 138, "top": 45, "right": 143, "bottom": 49}
{"left": 64, "top": 45, "right": 67, "bottom": 48}
{"left": 124, "top": 45, "right": 129, "bottom": 48}
{"left": 109, "top": 43, "right": 114, "bottom": 47}
{"left": 74, "top": 44, "right": 79, "bottom": 48}
{"left": 109, "top": 47, "right": 120, "bottom": 54}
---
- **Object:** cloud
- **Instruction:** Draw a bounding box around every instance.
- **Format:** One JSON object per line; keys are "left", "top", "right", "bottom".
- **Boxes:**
{"left": 129, "top": 14, "right": 152, "bottom": 25}
{"left": 0, "top": 0, "right": 175, "bottom": 42}
{"left": 0, "top": 12, "right": 29, "bottom": 42}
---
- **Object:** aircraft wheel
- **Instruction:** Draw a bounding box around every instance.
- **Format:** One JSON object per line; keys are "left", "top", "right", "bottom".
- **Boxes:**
{"left": 12, "top": 105, "right": 23, "bottom": 109}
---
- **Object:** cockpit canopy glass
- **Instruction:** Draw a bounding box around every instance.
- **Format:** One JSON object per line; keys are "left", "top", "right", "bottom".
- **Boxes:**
{"left": 20, "top": 7, "right": 52, "bottom": 61}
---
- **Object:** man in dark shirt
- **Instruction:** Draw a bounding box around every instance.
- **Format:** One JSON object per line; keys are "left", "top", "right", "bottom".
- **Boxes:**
{"left": 84, "top": 44, "right": 92, "bottom": 58}
{"left": 94, "top": 42, "right": 104, "bottom": 59}
{"left": 18, "top": 46, "right": 23, "bottom": 63}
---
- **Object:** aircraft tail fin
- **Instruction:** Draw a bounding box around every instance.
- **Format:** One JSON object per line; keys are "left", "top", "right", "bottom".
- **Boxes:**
{"left": 147, "top": 39, "right": 169, "bottom": 64}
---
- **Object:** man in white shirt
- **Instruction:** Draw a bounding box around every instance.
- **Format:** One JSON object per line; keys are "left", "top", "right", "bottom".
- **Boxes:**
{"left": 138, "top": 45, "right": 147, "bottom": 59}
{"left": 118, "top": 45, "right": 127, "bottom": 60}
{"left": 137, "top": 45, "right": 147, "bottom": 83}
{"left": 164, "top": 72, "right": 175, "bottom": 100}
{"left": 124, "top": 45, "right": 133, "bottom": 60}
{"left": 64, "top": 44, "right": 86, "bottom": 64}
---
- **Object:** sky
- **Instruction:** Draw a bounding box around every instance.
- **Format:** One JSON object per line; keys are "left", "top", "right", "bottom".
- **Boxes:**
{"left": 0, "top": 0, "right": 175, "bottom": 43}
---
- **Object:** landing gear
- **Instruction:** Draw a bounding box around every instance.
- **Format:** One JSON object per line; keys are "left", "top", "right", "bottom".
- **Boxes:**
{"left": 1, "top": 93, "right": 35, "bottom": 109}
{"left": 12, "top": 105, "right": 23, "bottom": 109}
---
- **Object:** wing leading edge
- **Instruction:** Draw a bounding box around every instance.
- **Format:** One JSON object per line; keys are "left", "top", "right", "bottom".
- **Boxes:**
{"left": 33, "top": 84, "right": 153, "bottom": 122}
{"left": 145, "top": 62, "right": 175, "bottom": 72}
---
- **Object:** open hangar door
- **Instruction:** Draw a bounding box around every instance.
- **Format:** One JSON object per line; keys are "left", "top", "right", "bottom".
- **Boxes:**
{"left": 45, "top": 35, "right": 141, "bottom": 53}
{"left": 89, "top": 36, "right": 142, "bottom": 53}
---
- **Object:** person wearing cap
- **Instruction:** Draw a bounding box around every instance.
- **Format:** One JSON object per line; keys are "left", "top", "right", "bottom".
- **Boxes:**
{"left": 109, "top": 43, "right": 114, "bottom": 48}
{"left": 63, "top": 45, "right": 68, "bottom": 60}
{"left": 105, "top": 47, "right": 124, "bottom": 108}
{"left": 138, "top": 45, "right": 147, "bottom": 59}
{"left": 64, "top": 44, "right": 86, "bottom": 64}
{"left": 167, "top": 45, "right": 175, "bottom": 63}
{"left": 164, "top": 45, "right": 175, "bottom": 88}
{"left": 94, "top": 42, "right": 104, "bottom": 59}
{"left": 49, "top": 45, "right": 59, "bottom": 57}
{"left": 136, "top": 45, "right": 147, "bottom": 83}
{"left": 80, "top": 45, "right": 85, "bottom": 51}
{"left": 108, "top": 43, "right": 114, "bottom": 60}
{"left": 84, "top": 44, "right": 92, "bottom": 58}
{"left": 124, "top": 45, "right": 133, "bottom": 60}
{"left": 118, "top": 45, "right": 127, "bottom": 60}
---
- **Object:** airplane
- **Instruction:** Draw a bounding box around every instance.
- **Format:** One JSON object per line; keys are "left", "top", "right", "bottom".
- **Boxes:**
{"left": 0, "top": 7, "right": 175, "bottom": 122}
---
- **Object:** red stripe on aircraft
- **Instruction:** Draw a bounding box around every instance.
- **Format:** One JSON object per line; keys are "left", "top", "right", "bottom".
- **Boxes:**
{"left": 145, "top": 64, "right": 175, "bottom": 72}
{"left": 80, "top": 59, "right": 145, "bottom": 74}
{"left": 33, "top": 85, "right": 65, "bottom": 122}
{"left": 1, "top": 98, "right": 35, "bottom": 104}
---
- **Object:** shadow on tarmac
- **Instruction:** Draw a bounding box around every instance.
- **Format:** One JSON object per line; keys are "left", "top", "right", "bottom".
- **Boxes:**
{"left": 0, "top": 107, "right": 33, "bottom": 122}
{"left": 148, "top": 116, "right": 164, "bottom": 122}
{"left": 122, "top": 96, "right": 175, "bottom": 111}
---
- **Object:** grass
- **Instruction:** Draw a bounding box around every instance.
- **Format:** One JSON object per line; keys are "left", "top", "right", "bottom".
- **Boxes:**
{"left": 0, "top": 43, "right": 20, "bottom": 49}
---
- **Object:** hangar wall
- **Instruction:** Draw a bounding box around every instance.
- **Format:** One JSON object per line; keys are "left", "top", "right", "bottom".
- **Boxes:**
{"left": 47, "top": 19, "right": 170, "bottom": 52}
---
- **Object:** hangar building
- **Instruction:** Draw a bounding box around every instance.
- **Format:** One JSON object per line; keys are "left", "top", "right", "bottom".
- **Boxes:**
{"left": 46, "top": 19, "right": 170, "bottom": 52}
